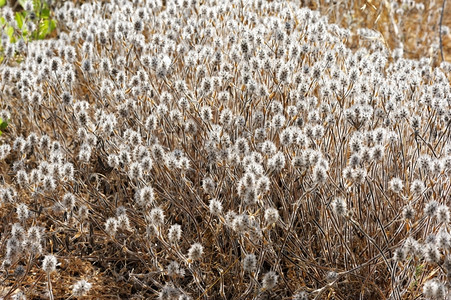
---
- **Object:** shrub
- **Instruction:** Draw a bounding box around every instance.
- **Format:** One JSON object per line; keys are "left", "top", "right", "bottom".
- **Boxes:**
{"left": 0, "top": 0, "right": 450, "bottom": 299}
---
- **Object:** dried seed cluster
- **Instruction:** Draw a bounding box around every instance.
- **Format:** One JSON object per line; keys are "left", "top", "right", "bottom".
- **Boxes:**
{"left": 0, "top": 0, "right": 450, "bottom": 299}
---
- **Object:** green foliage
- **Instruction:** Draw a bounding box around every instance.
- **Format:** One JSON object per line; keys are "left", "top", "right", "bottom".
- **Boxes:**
{"left": 414, "top": 264, "right": 424, "bottom": 277}
{"left": 0, "top": 0, "right": 57, "bottom": 61}
{"left": 0, "top": 117, "right": 8, "bottom": 136}
{"left": 409, "top": 264, "right": 425, "bottom": 290}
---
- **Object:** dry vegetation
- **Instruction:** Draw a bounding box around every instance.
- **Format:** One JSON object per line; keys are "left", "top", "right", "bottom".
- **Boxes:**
{"left": 0, "top": 0, "right": 451, "bottom": 299}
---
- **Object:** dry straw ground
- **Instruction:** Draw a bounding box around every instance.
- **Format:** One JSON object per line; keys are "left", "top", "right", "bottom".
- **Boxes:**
{"left": 0, "top": 0, "right": 451, "bottom": 299}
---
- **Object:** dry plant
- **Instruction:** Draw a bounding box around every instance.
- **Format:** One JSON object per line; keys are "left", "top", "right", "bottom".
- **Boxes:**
{"left": 310, "top": 0, "right": 451, "bottom": 62}
{"left": 0, "top": 0, "right": 450, "bottom": 299}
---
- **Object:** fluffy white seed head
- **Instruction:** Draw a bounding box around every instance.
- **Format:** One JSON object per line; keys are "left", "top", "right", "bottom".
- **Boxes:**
{"left": 424, "top": 201, "right": 439, "bottom": 218}
{"left": 293, "top": 291, "right": 309, "bottom": 300}
{"left": 264, "top": 208, "right": 279, "bottom": 225}
{"left": 402, "top": 205, "right": 415, "bottom": 221}
{"left": 262, "top": 271, "right": 278, "bottom": 290}
{"left": 137, "top": 186, "right": 155, "bottom": 207}
{"left": 422, "top": 280, "right": 446, "bottom": 300}
{"left": 105, "top": 217, "right": 118, "bottom": 236}
{"left": 436, "top": 205, "right": 450, "bottom": 223}
{"left": 42, "top": 254, "right": 57, "bottom": 273}
{"left": 202, "top": 177, "right": 216, "bottom": 195}
{"left": 242, "top": 254, "right": 257, "bottom": 273}
{"left": 72, "top": 279, "right": 92, "bottom": 297}
{"left": 16, "top": 203, "right": 30, "bottom": 223}
{"left": 331, "top": 197, "right": 347, "bottom": 217}
{"left": 27, "top": 226, "right": 42, "bottom": 243}
{"left": 187, "top": 243, "right": 204, "bottom": 262}
{"left": 168, "top": 224, "right": 182, "bottom": 244}
{"left": 149, "top": 207, "right": 165, "bottom": 227}
{"left": 410, "top": 179, "right": 425, "bottom": 195}
{"left": 209, "top": 198, "right": 223, "bottom": 215}
{"left": 393, "top": 247, "right": 406, "bottom": 262}
{"left": 388, "top": 177, "right": 403, "bottom": 193}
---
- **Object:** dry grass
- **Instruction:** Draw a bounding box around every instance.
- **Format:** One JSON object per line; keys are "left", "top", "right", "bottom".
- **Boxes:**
{"left": 313, "top": 0, "right": 451, "bottom": 62}
{"left": 0, "top": 0, "right": 450, "bottom": 299}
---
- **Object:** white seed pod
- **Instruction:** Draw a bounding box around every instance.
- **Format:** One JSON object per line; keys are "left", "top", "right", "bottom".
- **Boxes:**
{"left": 72, "top": 280, "right": 92, "bottom": 297}
{"left": 331, "top": 198, "right": 347, "bottom": 217}
{"left": 42, "top": 254, "right": 57, "bottom": 273}
{"left": 242, "top": 254, "right": 257, "bottom": 273}
{"left": 187, "top": 243, "right": 204, "bottom": 262}
{"left": 209, "top": 199, "right": 223, "bottom": 215}
{"left": 264, "top": 208, "right": 279, "bottom": 225}
{"left": 262, "top": 271, "right": 278, "bottom": 290}
{"left": 105, "top": 217, "right": 118, "bottom": 236}
{"left": 149, "top": 207, "right": 165, "bottom": 227}
{"left": 389, "top": 177, "right": 403, "bottom": 193}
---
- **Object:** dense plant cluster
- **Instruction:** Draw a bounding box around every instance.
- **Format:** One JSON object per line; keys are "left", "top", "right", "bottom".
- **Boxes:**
{"left": 0, "top": 0, "right": 450, "bottom": 299}
{"left": 0, "top": 0, "right": 57, "bottom": 62}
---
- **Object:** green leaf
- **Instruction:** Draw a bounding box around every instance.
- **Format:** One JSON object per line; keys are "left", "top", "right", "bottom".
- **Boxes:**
{"left": 38, "top": 19, "right": 49, "bottom": 39}
{"left": 6, "top": 26, "right": 15, "bottom": 41}
{"left": 40, "top": 8, "right": 50, "bottom": 18}
{"left": 0, "top": 118, "right": 8, "bottom": 131}
{"left": 415, "top": 264, "right": 424, "bottom": 277}
{"left": 15, "top": 12, "right": 25, "bottom": 30}
{"left": 34, "top": 0, "right": 44, "bottom": 10}
{"left": 0, "top": 0, "right": 6, "bottom": 8}
{"left": 49, "top": 19, "right": 56, "bottom": 33}
{"left": 18, "top": 0, "right": 28, "bottom": 8}
{"left": 0, "top": 118, "right": 8, "bottom": 136}
{"left": 37, "top": 18, "right": 56, "bottom": 39}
